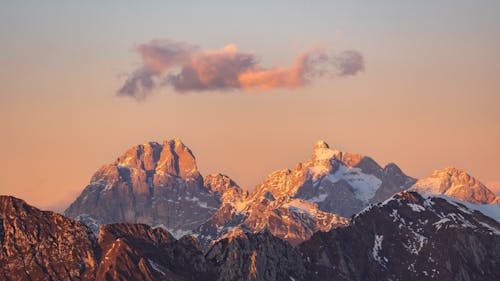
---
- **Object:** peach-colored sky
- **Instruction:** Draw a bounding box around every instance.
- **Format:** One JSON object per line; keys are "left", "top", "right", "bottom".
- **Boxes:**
{"left": 1, "top": 1, "right": 499, "bottom": 211}
{"left": 488, "top": 182, "right": 500, "bottom": 196}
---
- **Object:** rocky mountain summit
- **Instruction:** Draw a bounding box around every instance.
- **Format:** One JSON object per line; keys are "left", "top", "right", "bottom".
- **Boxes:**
{"left": 65, "top": 138, "right": 240, "bottom": 238}
{"left": 250, "top": 140, "right": 416, "bottom": 217}
{"left": 412, "top": 167, "right": 500, "bottom": 204}
{"left": 195, "top": 140, "right": 415, "bottom": 246}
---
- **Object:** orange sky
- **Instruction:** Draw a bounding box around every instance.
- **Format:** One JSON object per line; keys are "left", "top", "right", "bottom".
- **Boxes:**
{"left": 1, "top": 1, "right": 499, "bottom": 211}
{"left": 2, "top": 65, "right": 499, "bottom": 211}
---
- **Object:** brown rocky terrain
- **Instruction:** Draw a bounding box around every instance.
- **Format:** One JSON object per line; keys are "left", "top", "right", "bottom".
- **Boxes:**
{"left": 2, "top": 191, "right": 499, "bottom": 281}
{"left": 96, "top": 223, "right": 215, "bottom": 281}
{"left": 0, "top": 196, "right": 99, "bottom": 281}
{"left": 1, "top": 196, "right": 215, "bottom": 281}
{"left": 206, "top": 227, "right": 306, "bottom": 281}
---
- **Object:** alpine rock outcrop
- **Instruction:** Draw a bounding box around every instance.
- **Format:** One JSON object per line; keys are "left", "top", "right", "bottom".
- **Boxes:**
{"left": 0, "top": 196, "right": 99, "bottom": 281}
{"left": 65, "top": 138, "right": 237, "bottom": 238}
{"left": 412, "top": 167, "right": 500, "bottom": 204}
{"left": 0, "top": 195, "right": 216, "bottom": 281}
{"left": 196, "top": 140, "right": 414, "bottom": 246}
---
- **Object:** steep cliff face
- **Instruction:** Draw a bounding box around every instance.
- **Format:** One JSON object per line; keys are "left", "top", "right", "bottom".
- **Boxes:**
{"left": 412, "top": 167, "right": 500, "bottom": 204}
{"left": 299, "top": 191, "right": 500, "bottom": 281}
{"left": 96, "top": 223, "right": 215, "bottom": 281}
{"left": 65, "top": 139, "right": 228, "bottom": 238}
{"left": 0, "top": 196, "right": 215, "bottom": 281}
{"left": 0, "top": 196, "right": 99, "bottom": 281}
{"left": 206, "top": 227, "right": 306, "bottom": 281}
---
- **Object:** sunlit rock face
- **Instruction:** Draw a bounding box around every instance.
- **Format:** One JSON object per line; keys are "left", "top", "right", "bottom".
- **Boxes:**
{"left": 204, "top": 173, "right": 248, "bottom": 204}
{"left": 0, "top": 196, "right": 99, "bottom": 281}
{"left": 299, "top": 191, "right": 500, "bottom": 281}
{"left": 412, "top": 167, "right": 500, "bottom": 204}
{"left": 195, "top": 140, "right": 414, "bottom": 247}
{"left": 65, "top": 139, "right": 440, "bottom": 249}
{"left": 65, "top": 139, "right": 233, "bottom": 238}
{"left": 252, "top": 140, "right": 416, "bottom": 217}
{"left": 0, "top": 196, "right": 216, "bottom": 281}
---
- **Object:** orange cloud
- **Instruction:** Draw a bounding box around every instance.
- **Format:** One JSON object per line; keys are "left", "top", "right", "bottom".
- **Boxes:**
{"left": 117, "top": 39, "right": 364, "bottom": 100}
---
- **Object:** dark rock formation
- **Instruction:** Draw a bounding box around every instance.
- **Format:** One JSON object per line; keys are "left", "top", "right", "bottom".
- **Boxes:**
{"left": 299, "top": 191, "right": 500, "bottom": 281}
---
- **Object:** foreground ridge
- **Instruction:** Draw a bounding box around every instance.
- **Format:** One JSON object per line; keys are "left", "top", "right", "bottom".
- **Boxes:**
{"left": 300, "top": 191, "right": 500, "bottom": 281}
{"left": 2, "top": 192, "right": 499, "bottom": 281}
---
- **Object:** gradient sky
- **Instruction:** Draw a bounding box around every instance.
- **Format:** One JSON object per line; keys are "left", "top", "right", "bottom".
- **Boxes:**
{"left": 1, "top": 0, "right": 499, "bottom": 211}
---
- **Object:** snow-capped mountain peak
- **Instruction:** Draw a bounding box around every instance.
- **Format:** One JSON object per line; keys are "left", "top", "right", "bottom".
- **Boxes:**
{"left": 312, "top": 140, "right": 340, "bottom": 161}
{"left": 412, "top": 167, "right": 499, "bottom": 204}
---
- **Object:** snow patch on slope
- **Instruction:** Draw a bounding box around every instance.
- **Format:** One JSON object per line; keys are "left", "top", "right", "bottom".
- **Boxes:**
{"left": 148, "top": 259, "right": 166, "bottom": 276}
{"left": 408, "top": 203, "right": 425, "bottom": 212}
{"left": 325, "top": 164, "right": 382, "bottom": 203}
{"left": 284, "top": 199, "right": 320, "bottom": 218}
{"left": 424, "top": 194, "right": 500, "bottom": 222}
{"left": 412, "top": 177, "right": 443, "bottom": 195}
{"left": 308, "top": 193, "right": 328, "bottom": 203}
{"left": 372, "top": 234, "right": 387, "bottom": 266}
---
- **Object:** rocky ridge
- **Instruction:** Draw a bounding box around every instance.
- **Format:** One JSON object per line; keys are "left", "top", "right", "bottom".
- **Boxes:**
{"left": 0, "top": 196, "right": 99, "bottom": 281}
{"left": 195, "top": 140, "right": 415, "bottom": 246}
{"left": 64, "top": 138, "right": 498, "bottom": 249}
{"left": 299, "top": 191, "right": 500, "bottom": 281}
{"left": 2, "top": 191, "right": 499, "bottom": 281}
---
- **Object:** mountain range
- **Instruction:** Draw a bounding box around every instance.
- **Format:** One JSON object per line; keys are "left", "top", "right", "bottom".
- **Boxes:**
{"left": 1, "top": 190, "right": 499, "bottom": 281}
{"left": 64, "top": 139, "right": 498, "bottom": 245}
{"left": 1, "top": 138, "right": 499, "bottom": 280}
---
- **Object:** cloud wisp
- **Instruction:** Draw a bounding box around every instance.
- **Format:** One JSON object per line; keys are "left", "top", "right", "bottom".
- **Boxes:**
{"left": 117, "top": 39, "right": 364, "bottom": 100}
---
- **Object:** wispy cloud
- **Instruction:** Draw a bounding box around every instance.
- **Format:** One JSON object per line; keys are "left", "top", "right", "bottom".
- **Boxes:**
{"left": 117, "top": 39, "right": 364, "bottom": 100}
